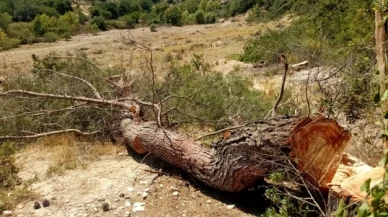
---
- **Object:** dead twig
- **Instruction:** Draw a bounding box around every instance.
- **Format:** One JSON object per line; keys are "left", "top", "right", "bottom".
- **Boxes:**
{"left": 0, "top": 129, "right": 100, "bottom": 140}
{"left": 0, "top": 90, "right": 132, "bottom": 110}
{"left": 271, "top": 55, "right": 289, "bottom": 118}
{"left": 35, "top": 68, "right": 102, "bottom": 99}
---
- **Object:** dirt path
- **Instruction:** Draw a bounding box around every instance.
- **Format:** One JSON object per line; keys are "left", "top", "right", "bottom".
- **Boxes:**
{"left": 0, "top": 15, "right": 293, "bottom": 77}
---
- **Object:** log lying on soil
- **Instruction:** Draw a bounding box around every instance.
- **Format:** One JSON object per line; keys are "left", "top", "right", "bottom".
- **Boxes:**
{"left": 121, "top": 116, "right": 351, "bottom": 192}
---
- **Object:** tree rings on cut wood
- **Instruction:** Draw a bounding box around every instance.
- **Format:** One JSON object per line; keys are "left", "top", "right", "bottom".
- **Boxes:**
{"left": 287, "top": 116, "right": 351, "bottom": 190}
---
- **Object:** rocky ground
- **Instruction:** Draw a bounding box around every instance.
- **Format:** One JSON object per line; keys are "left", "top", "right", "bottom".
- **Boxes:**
{"left": 9, "top": 142, "right": 265, "bottom": 217}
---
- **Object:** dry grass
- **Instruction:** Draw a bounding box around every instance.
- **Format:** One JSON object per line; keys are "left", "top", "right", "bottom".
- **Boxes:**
{"left": 0, "top": 185, "right": 39, "bottom": 212}
{"left": 20, "top": 135, "right": 121, "bottom": 177}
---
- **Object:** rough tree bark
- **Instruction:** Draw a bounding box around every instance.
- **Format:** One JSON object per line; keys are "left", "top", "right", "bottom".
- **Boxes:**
{"left": 121, "top": 116, "right": 351, "bottom": 192}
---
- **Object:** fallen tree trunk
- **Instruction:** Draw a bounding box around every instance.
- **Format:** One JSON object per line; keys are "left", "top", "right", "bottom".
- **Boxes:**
{"left": 121, "top": 116, "right": 351, "bottom": 192}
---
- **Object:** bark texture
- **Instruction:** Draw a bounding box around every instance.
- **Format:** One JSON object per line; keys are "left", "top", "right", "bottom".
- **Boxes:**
{"left": 121, "top": 116, "right": 351, "bottom": 192}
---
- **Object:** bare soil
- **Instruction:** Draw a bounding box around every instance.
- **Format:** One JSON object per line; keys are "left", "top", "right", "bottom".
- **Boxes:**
{"left": 0, "top": 15, "right": 293, "bottom": 77}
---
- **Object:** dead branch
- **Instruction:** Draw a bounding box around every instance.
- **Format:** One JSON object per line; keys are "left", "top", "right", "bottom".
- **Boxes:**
{"left": 0, "top": 103, "right": 87, "bottom": 120}
{"left": 35, "top": 68, "right": 102, "bottom": 99}
{"left": 0, "top": 90, "right": 132, "bottom": 110}
{"left": 271, "top": 55, "right": 289, "bottom": 118}
{"left": 196, "top": 125, "right": 247, "bottom": 140}
{"left": 162, "top": 107, "right": 204, "bottom": 123}
{"left": 0, "top": 129, "right": 100, "bottom": 140}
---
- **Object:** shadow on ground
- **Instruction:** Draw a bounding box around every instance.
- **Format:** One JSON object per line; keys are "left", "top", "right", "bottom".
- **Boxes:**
{"left": 126, "top": 146, "right": 270, "bottom": 216}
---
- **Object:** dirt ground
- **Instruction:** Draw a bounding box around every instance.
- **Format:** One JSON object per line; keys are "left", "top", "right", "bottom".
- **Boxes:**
{"left": 0, "top": 14, "right": 293, "bottom": 77}
{"left": 11, "top": 138, "right": 267, "bottom": 217}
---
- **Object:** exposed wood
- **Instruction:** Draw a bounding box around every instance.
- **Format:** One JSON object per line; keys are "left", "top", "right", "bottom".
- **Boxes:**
{"left": 121, "top": 116, "right": 351, "bottom": 192}
{"left": 287, "top": 116, "right": 351, "bottom": 190}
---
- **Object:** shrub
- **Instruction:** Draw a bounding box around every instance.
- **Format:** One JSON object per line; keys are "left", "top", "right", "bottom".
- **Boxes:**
{"left": 42, "top": 32, "right": 61, "bottom": 42}
{"left": 0, "top": 12, "right": 12, "bottom": 34}
{"left": 8, "top": 22, "right": 35, "bottom": 44}
{"left": 57, "top": 12, "right": 80, "bottom": 36}
{"left": 150, "top": 23, "right": 157, "bottom": 32}
{"left": 0, "top": 142, "right": 19, "bottom": 190}
{"left": 76, "top": 9, "right": 88, "bottom": 24}
{"left": 194, "top": 10, "right": 205, "bottom": 24}
{"left": 205, "top": 12, "right": 216, "bottom": 24}
{"left": 91, "top": 16, "right": 107, "bottom": 31}
{"left": 0, "top": 27, "right": 21, "bottom": 49}
{"left": 120, "top": 14, "right": 136, "bottom": 29}
{"left": 145, "top": 58, "right": 273, "bottom": 127}
{"left": 32, "top": 14, "right": 58, "bottom": 37}
{"left": 165, "top": 6, "right": 182, "bottom": 26}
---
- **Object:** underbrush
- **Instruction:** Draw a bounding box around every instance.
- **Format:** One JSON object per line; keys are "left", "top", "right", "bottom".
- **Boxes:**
{"left": 133, "top": 54, "right": 275, "bottom": 129}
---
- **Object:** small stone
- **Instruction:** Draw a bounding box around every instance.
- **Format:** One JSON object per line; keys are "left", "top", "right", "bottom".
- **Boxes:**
{"left": 42, "top": 199, "right": 50, "bottom": 207}
{"left": 139, "top": 181, "right": 148, "bottom": 185}
{"left": 144, "top": 188, "right": 150, "bottom": 193}
{"left": 226, "top": 204, "right": 236, "bottom": 209}
{"left": 114, "top": 198, "right": 120, "bottom": 202}
{"left": 125, "top": 201, "right": 131, "bottom": 207}
{"left": 119, "top": 193, "right": 125, "bottom": 198}
{"left": 118, "top": 206, "right": 124, "bottom": 210}
{"left": 2, "top": 210, "right": 13, "bottom": 217}
{"left": 132, "top": 206, "right": 145, "bottom": 212}
{"left": 33, "top": 201, "right": 41, "bottom": 209}
{"left": 17, "top": 204, "right": 24, "bottom": 209}
{"left": 124, "top": 211, "right": 131, "bottom": 217}
{"left": 142, "top": 192, "right": 148, "bottom": 200}
{"left": 66, "top": 199, "right": 70, "bottom": 203}
{"left": 102, "top": 202, "right": 110, "bottom": 212}
{"left": 172, "top": 191, "right": 179, "bottom": 196}
{"left": 127, "top": 187, "right": 134, "bottom": 192}
{"left": 206, "top": 200, "right": 211, "bottom": 204}
{"left": 170, "top": 187, "right": 178, "bottom": 192}
{"left": 51, "top": 196, "right": 57, "bottom": 200}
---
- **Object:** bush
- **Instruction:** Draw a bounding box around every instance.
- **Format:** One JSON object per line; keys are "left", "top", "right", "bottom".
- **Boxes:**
{"left": 8, "top": 22, "right": 36, "bottom": 44}
{"left": 240, "top": 28, "right": 300, "bottom": 63}
{"left": 57, "top": 12, "right": 80, "bottom": 36}
{"left": 42, "top": 32, "right": 61, "bottom": 42}
{"left": 165, "top": 6, "right": 182, "bottom": 26}
{"left": 0, "top": 142, "right": 19, "bottom": 190}
{"left": 32, "top": 14, "right": 58, "bottom": 37}
{"left": 120, "top": 14, "right": 136, "bottom": 29}
{"left": 0, "top": 37, "right": 21, "bottom": 50}
{"left": 76, "top": 9, "right": 88, "bottom": 24}
{"left": 194, "top": 10, "right": 205, "bottom": 24}
{"left": 91, "top": 16, "right": 107, "bottom": 31}
{"left": 150, "top": 23, "right": 157, "bottom": 32}
{"left": 0, "top": 12, "right": 12, "bottom": 34}
{"left": 143, "top": 58, "right": 273, "bottom": 127}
